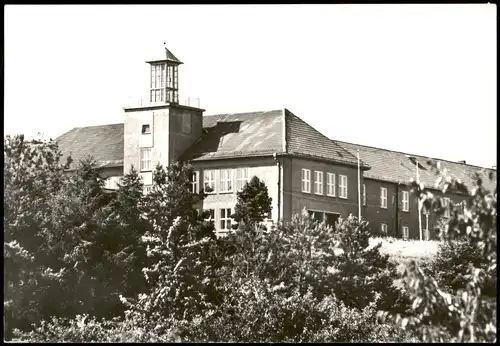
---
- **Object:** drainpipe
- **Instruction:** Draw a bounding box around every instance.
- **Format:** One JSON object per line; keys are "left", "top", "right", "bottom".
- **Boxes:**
{"left": 274, "top": 152, "right": 281, "bottom": 223}
{"left": 395, "top": 181, "right": 400, "bottom": 238}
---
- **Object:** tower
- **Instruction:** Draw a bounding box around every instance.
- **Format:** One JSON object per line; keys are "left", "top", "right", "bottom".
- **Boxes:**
{"left": 147, "top": 43, "right": 182, "bottom": 104}
{"left": 123, "top": 45, "right": 204, "bottom": 189}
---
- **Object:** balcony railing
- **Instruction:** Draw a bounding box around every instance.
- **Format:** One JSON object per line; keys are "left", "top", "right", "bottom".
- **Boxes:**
{"left": 124, "top": 96, "right": 201, "bottom": 109}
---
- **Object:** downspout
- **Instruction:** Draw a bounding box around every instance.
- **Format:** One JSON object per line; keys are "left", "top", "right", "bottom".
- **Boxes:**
{"left": 395, "top": 181, "right": 400, "bottom": 238}
{"left": 275, "top": 153, "right": 281, "bottom": 223}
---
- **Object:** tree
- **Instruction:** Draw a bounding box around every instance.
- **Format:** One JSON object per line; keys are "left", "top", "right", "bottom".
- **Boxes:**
{"left": 232, "top": 176, "right": 272, "bottom": 226}
{"left": 379, "top": 162, "right": 497, "bottom": 342}
{"left": 121, "top": 162, "right": 217, "bottom": 327}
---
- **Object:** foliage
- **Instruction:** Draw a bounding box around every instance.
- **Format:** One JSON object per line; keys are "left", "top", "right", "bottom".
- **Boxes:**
{"left": 232, "top": 176, "right": 272, "bottom": 226}
{"left": 120, "top": 162, "right": 217, "bottom": 325}
{"left": 379, "top": 161, "right": 497, "bottom": 342}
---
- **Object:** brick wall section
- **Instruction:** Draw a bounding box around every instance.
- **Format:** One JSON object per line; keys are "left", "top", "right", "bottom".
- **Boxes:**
{"left": 362, "top": 178, "right": 469, "bottom": 239}
{"left": 285, "top": 156, "right": 361, "bottom": 220}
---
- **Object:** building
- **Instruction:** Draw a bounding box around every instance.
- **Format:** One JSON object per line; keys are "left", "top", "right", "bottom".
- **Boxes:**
{"left": 56, "top": 46, "right": 496, "bottom": 238}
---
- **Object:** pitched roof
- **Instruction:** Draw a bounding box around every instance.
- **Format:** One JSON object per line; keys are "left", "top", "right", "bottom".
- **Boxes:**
{"left": 56, "top": 123, "right": 124, "bottom": 169}
{"left": 181, "top": 110, "right": 284, "bottom": 161}
{"left": 336, "top": 140, "right": 497, "bottom": 193}
{"left": 284, "top": 109, "right": 368, "bottom": 168}
{"left": 56, "top": 109, "right": 368, "bottom": 169}
{"left": 180, "top": 109, "right": 369, "bottom": 168}
{"left": 145, "top": 46, "right": 183, "bottom": 65}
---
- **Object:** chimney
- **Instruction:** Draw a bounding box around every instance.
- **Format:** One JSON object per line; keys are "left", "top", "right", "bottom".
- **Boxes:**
{"left": 458, "top": 160, "right": 466, "bottom": 164}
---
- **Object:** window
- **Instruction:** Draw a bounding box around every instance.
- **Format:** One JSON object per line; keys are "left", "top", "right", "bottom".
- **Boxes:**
{"left": 220, "top": 208, "right": 232, "bottom": 231}
{"left": 339, "top": 175, "right": 348, "bottom": 199}
{"left": 204, "top": 170, "right": 217, "bottom": 193}
{"left": 141, "top": 124, "right": 151, "bottom": 134}
{"left": 150, "top": 63, "right": 167, "bottom": 103}
{"left": 380, "top": 187, "right": 387, "bottom": 208}
{"left": 236, "top": 167, "right": 251, "bottom": 191}
{"left": 314, "top": 171, "right": 323, "bottom": 195}
{"left": 140, "top": 148, "right": 152, "bottom": 171}
{"left": 402, "top": 226, "right": 409, "bottom": 239}
{"left": 326, "top": 173, "right": 335, "bottom": 196}
{"left": 301, "top": 169, "right": 311, "bottom": 193}
{"left": 443, "top": 197, "right": 451, "bottom": 218}
{"left": 381, "top": 223, "right": 388, "bottom": 235}
{"left": 219, "top": 169, "right": 233, "bottom": 193}
{"left": 204, "top": 209, "right": 215, "bottom": 221}
{"left": 402, "top": 191, "right": 409, "bottom": 212}
{"left": 191, "top": 171, "right": 199, "bottom": 193}
{"left": 143, "top": 185, "right": 152, "bottom": 195}
{"left": 363, "top": 184, "right": 366, "bottom": 206}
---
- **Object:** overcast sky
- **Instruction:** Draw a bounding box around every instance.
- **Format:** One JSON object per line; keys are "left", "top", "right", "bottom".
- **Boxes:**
{"left": 4, "top": 4, "right": 497, "bottom": 168}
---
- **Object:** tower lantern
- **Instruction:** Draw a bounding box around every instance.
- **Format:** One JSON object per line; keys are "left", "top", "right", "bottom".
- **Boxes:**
{"left": 146, "top": 43, "right": 183, "bottom": 104}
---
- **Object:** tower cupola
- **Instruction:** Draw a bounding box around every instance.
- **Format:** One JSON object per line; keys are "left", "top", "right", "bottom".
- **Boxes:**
{"left": 146, "top": 43, "right": 182, "bottom": 104}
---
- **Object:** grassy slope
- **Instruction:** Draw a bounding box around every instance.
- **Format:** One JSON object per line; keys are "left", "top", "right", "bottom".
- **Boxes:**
{"left": 369, "top": 237, "right": 439, "bottom": 287}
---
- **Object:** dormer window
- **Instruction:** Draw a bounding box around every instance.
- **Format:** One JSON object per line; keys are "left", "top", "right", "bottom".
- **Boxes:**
{"left": 142, "top": 124, "right": 151, "bottom": 134}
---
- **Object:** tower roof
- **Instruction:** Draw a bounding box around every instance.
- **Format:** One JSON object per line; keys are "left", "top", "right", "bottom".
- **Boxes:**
{"left": 146, "top": 45, "right": 183, "bottom": 65}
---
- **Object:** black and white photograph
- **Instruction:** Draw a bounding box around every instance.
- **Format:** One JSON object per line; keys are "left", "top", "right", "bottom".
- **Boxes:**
{"left": 4, "top": 4, "right": 497, "bottom": 343}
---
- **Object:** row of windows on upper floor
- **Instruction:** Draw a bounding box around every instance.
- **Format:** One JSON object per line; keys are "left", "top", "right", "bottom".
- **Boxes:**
{"left": 142, "top": 167, "right": 254, "bottom": 195}
{"left": 301, "top": 168, "right": 456, "bottom": 216}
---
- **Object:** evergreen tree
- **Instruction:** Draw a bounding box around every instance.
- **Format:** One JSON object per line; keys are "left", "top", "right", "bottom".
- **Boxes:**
{"left": 232, "top": 176, "right": 272, "bottom": 226}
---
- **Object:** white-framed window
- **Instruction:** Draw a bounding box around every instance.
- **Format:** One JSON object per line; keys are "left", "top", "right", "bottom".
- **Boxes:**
{"left": 204, "top": 170, "right": 217, "bottom": 193}
{"left": 219, "top": 169, "right": 233, "bottom": 193}
{"left": 140, "top": 148, "right": 152, "bottom": 172}
{"left": 380, "top": 187, "right": 388, "bottom": 208}
{"left": 204, "top": 209, "right": 215, "bottom": 221}
{"left": 402, "top": 226, "right": 409, "bottom": 239}
{"left": 236, "top": 167, "right": 251, "bottom": 191}
{"left": 443, "top": 197, "right": 451, "bottom": 218}
{"left": 363, "top": 184, "right": 366, "bottom": 206}
{"left": 191, "top": 171, "right": 199, "bottom": 193}
{"left": 301, "top": 169, "right": 311, "bottom": 193}
{"left": 326, "top": 173, "right": 335, "bottom": 196}
{"left": 141, "top": 124, "right": 151, "bottom": 134}
{"left": 381, "top": 223, "right": 388, "bottom": 235}
{"left": 339, "top": 175, "right": 348, "bottom": 199}
{"left": 220, "top": 208, "right": 232, "bottom": 231}
{"left": 402, "top": 191, "right": 409, "bottom": 212}
{"left": 314, "top": 171, "right": 324, "bottom": 195}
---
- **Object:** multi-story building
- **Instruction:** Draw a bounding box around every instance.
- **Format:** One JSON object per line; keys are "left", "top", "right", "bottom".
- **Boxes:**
{"left": 56, "top": 46, "right": 496, "bottom": 238}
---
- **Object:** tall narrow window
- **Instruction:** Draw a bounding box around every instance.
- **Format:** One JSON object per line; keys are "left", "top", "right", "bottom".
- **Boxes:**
{"left": 381, "top": 223, "right": 388, "bottom": 235}
{"left": 363, "top": 184, "right": 366, "bottom": 206}
{"left": 204, "top": 170, "right": 217, "bottom": 193}
{"left": 301, "top": 169, "right": 311, "bottom": 193}
{"left": 236, "top": 168, "right": 251, "bottom": 191}
{"left": 402, "top": 226, "right": 409, "bottom": 239}
{"left": 191, "top": 171, "right": 199, "bottom": 193}
{"left": 443, "top": 197, "right": 451, "bottom": 218}
{"left": 140, "top": 148, "right": 152, "bottom": 171}
{"left": 326, "top": 173, "right": 336, "bottom": 196}
{"left": 220, "top": 169, "right": 233, "bottom": 193}
{"left": 402, "top": 191, "right": 409, "bottom": 212}
{"left": 220, "top": 208, "right": 232, "bottom": 232}
{"left": 339, "top": 175, "right": 348, "bottom": 199}
{"left": 150, "top": 63, "right": 167, "bottom": 103}
{"left": 314, "top": 171, "right": 324, "bottom": 195}
{"left": 380, "top": 187, "right": 388, "bottom": 208}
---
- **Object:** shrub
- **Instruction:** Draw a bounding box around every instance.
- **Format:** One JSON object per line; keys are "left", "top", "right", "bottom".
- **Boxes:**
{"left": 379, "top": 163, "right": 497, "bottom": 342}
